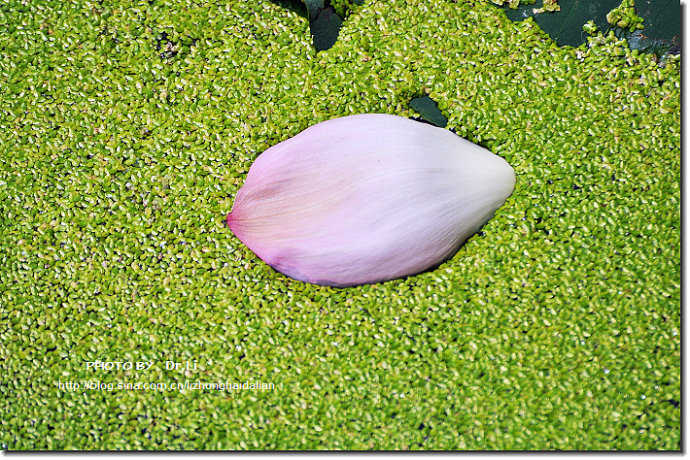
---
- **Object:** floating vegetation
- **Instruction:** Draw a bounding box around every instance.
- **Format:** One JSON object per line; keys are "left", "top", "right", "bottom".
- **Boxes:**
{"left": 1, "top": 0, "right": 679, "bottom": 451}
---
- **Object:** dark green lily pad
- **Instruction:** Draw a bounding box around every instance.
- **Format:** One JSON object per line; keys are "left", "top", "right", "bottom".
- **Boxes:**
{"left": 499, "top": 0, "right": 680, "bottom": 56}
{"left": 303, "top": 0, "right": 343, "bottom": 51}
{"left": 409, "top": 96, "right": 448, "bottom": 128}
{"left": 272, "top": 0, "right": 364, "bottom": 51}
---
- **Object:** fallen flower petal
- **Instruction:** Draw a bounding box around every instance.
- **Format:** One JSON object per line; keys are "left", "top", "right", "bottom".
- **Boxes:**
{"left": 227, "top": 114, "right": 516, "bottom": 287}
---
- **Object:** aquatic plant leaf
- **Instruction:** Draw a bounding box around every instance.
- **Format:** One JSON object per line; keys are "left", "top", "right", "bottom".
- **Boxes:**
{"left": 409, "top": 96, "right": 448, "bottom": 128}
{"left": 499, "top": 0, "right": 679, "bottom": 54}
{"left": 303, "top": 0, "right": 343, "bottom": 51}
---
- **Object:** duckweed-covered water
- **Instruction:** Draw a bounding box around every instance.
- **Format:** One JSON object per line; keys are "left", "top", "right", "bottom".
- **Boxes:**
{"left": 0, "top": 0, "right": 680, "bottom": 450}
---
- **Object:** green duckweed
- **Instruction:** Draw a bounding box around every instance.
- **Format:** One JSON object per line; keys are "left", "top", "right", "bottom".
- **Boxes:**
{"left": 0, "top": 0, "right": 679, "bottom": 451}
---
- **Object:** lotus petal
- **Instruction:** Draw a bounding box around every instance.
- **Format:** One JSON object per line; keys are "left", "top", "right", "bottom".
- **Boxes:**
{"left": 227, "top": 114, "right": 516, "bottom": 287}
